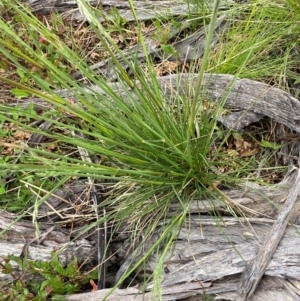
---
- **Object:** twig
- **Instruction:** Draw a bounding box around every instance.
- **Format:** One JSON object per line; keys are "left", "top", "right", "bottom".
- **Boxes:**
{"left": 20, "top": 226, "right": 55, "bottom": 260}
{"left": 237, "top": 167, "right": 300, "bottom": 301}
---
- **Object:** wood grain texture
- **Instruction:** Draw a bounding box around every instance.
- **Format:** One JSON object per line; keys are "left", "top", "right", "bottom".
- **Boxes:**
{"left": 2, "top": 212, "right": 300, "bottom": 300}
{"left": 10, "top": 73, "right": 300, "bottom": 134}
{"left": 21, "top": 0, "right": 234, "bottom": 21}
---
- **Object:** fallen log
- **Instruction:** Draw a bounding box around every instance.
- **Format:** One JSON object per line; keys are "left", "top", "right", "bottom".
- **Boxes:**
{"left": 2, "top": 210, "right": 300, "bottom": 300}
{"left": 10, "top": 73, "right": 300, "bottom": 136}
{"left": 64, "top": 276, "right": 300, "bottom": 301}
{"left": 1, "top": 185, "right": 300, "bottom": 301}
{"left": 21, "top": 0, "right": 235, "bottom": 22}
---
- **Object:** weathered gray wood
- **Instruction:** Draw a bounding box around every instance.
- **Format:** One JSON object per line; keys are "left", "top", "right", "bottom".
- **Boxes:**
{"left": 65, "top": 283, "right": 214, "bottom": 301}
{"left": 237, "top": 168, "right": 300, "bottom": 300}
{"left": 158, "top": 73, "right": 300, "bottom": 134}
{"left": 7, "top": 73, "right": 300, "bottom": 137}
{"left": 2, "top": 210, "right": 300, "bottom": 300}
{"left": 11, "top": 73, "right": 300, "bottom": 136}
{"left": 149, "top": 219, "right": 300, "bottom": 285}
{"left": 148, "top": 218, "right": 300, "bottom": 301}
{"left": 22, "top": 0, "right": 235, "bottom": 22}
{"left": 63, "top": 217, "right": 300, "bottom": 301}
{"left": 81, "top": 276, "right": 296, "bottom": 301}
{"left": 64, "top": 277, "right": 300, "bottom": 301}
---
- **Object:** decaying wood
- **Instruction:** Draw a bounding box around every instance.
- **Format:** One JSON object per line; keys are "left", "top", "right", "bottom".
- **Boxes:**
{"left": 9, "top": 73, "right": 300, "bottom": 135}
{"left": 0, "top": 209, "right": 98, "bottom": 283}
{"left": 65, "top": 277, "right": 300, "bottom": 301}
{"left": 145, "top": 217, "right": 300, "bottom": 301}
{"left": 158, "top": 73, "right": 300, "bottom": 133}
{"left": 237, "top": 167, "right": 300, "bottom": 301}
{"left": 2, "top": 208, "right": 300, "bottom": 300}
{"left": 1, "top": 164, "right": 300, "bottom": 300}
{"left": 21, "top": 0, "right": 235, "bottom": 22}
{"left": 0, "top": 207, "right": 300, "bottom": 300}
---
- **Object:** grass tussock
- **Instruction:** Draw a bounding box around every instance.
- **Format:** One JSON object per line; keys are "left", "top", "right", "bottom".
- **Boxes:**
{"left": 0, "top": 0, "right": 300, "bottom": 298}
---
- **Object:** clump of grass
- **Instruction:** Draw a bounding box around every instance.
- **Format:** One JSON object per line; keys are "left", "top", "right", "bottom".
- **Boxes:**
{"left": 0, "top": 0, "right": 289, "bottom": 298}
{"left": 209, "top": 0, "right": 300, "bottom": 92}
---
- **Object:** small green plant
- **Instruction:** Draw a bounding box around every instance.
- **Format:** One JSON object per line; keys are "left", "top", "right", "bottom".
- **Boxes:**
{"left": 0, "top": 253, "right": 98, "bottom": 300}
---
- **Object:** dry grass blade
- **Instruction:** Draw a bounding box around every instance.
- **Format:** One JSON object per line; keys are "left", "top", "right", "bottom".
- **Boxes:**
{"left": 72, "top": 130, "right": 107, "bottom": 290}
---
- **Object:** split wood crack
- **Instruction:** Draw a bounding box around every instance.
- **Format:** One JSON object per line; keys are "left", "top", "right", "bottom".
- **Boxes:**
{"left": 237, "top": 167, "right": 300, "bottom": 301}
